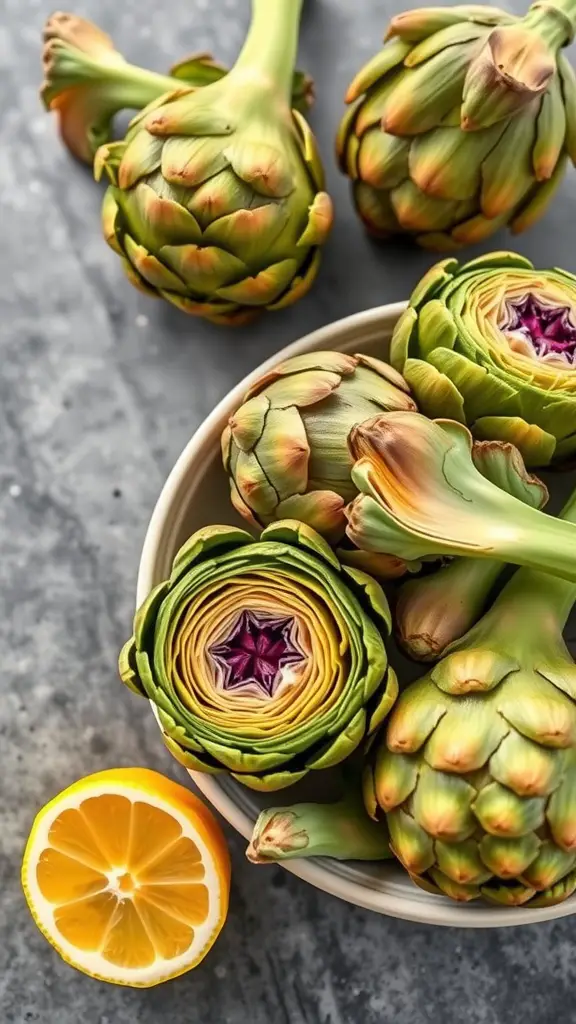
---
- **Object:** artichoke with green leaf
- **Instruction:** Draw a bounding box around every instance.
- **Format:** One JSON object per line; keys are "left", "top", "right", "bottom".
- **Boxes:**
{"left": 337, "top": 1, "right": 576, "bottom": 248}
{"left": 222, "top": 350, "right": 416, "bottom": 553}
{"left": 391, "top": 253, "right": 576, "bottom": 466}
{"left": 119, "top": 521, "right": 397, "bottom": 792}
{"left": 346, "top": 412, "right": 576, "bottom": 582}
{"left": 364, "top": 488, "right": 576, "bottom": 907}
{"left": 45, "top": 0, "right": 333, "bottom": 325}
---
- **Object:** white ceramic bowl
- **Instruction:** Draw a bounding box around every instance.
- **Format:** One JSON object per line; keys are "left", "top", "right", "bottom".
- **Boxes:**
{"left": 137, "top": 304, "right": 576, "bottom": 928}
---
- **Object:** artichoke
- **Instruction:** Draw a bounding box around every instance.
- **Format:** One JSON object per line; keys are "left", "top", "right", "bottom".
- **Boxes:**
{"left": 91, "top": 0, "right": 332, "bottom": 325}
{"left": 396, "top": 440, "right": 549, "bottom": 661}
{"left": 346, "top": 411, "right": 576, "bottom": 583}
{"left": 119, "top": 521, "right": 397, "bottom": 792}
{"left": 222, "top": 350, "right": 416, "bottom": 549}
{"left": 41, "top": 11, "right": 314, "bottom": 164}
{"left": 336, "top": 1, "right": 576, "bottom": 249}
{"left": 364, "top": 488, "right": 576, "bottom": 907}
{"left": 391, "top": 252, "right": 576, "bottom": 466}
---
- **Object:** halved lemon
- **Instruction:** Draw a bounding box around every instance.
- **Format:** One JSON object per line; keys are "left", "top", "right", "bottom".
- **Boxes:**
{"left": 21, "top": 767, "right": 230, "bottom": 987}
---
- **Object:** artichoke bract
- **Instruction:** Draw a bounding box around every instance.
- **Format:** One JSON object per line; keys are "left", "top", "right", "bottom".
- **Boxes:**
{"left": 345, "top": 412, "right": 576, "bottom": 582}
{"left": 119, "top": 521, "right": 397, "bottom": 792}
{"left": 41, "top": 12, "right": 314, "bottom": 164}
{"left": 365, "top": 488, "right": 576, "bottom": 907}
{"left": 395, "top": 440, "right": 549, "bottom": 661}
{"left": 391, "top": 252, "right": 576, "bottom": 466}
{"left": 93, "top": 0, "right": 333, "bottom": 325}
{"left": 336, "top": 1, "right": 576, "bottom": 249}
{"left": 222, "top": 350, "right": 416, "bottom": 544}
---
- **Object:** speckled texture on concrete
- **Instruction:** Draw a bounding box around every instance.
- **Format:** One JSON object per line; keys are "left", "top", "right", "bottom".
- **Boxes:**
{"left": 2, "top": 1, "right": 576, "bottom": 1021}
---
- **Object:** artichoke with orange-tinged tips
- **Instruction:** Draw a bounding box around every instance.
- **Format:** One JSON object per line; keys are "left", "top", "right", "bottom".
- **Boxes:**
{"left": 119, "top": 521, "right": 397, "bottom": 792}
{"left": 336, "top": 0, "right": 576, "bottom": 249}
{"left": 94, "top": 0, "right": 332, "bottom": 325}
{"left": 345, "top": 412, "right": 576, "bottom": 583}
{"left": 44, "top": 0, "right": 332, "bottom": 325}
{"left": 222, "top": 350, "right": 417, "bottom": 552}
{"left": 363, "top": 488, "right": 576, "bottom": 907}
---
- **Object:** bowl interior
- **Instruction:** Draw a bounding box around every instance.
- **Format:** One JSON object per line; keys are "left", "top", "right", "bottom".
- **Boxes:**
{"left": 137, "top": 304, "right": 576, "bottom": 927}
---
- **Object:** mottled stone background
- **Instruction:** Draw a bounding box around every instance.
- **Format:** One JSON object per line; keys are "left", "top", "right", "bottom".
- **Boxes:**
{"left": 2, "top": 1, "right": 576, "bottom": 1021}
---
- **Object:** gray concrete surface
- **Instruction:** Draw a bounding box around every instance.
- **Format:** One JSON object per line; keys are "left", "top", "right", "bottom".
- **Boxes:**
{"left": 2, "top": 0, "right": 576, "bottom": 1021}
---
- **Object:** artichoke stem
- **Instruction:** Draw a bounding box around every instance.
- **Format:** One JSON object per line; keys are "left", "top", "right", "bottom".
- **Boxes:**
{"left": 231, "top": 0, "right": 305, "bottom": 101}
{"left": 495, "top": 566, "right": 576, "bottom": 637}
{"left": 93, "top": 62, "right": 179, "bottom": 110}
{"left": 481, "top": 485, "right": 576, "bottom": 639}
{"left": 483, "top": 500, "right": 576, "bottom": 588}
{"left": 246, "top": 790, "right": 392, "bottom": 863}
{"left": 525, "top": 0, "right": 576, "bottom": 47}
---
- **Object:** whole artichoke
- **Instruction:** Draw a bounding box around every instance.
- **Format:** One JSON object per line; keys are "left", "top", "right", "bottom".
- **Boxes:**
{"left": 391, "top": 252, "right": 576, "bottom": 465}
{"left": 119, "top": 521, "right": 397, "bottom": 792}
{"left": 94, "top": 0, "right": 332, "bottom": 325}
{"left": 222, "top": 350, "right": 416, "bottom": 543}
{"left": 365, "top": 490, "right": 576, "bottom": 906}
{"left": 336, "top": 1, "right": 576, "bottom": 249}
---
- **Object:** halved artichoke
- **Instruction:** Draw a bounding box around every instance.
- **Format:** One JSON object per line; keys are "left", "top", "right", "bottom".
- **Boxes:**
{"left": 119, "top": 521, "right": 397, "bottom": 791}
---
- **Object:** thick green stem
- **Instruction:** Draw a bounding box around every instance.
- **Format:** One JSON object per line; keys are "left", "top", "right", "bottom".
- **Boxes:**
{"left": 524, "top": 0, "right": 576, "bottom": 47}
{"left": 92, "top": 60, "right": 177, "bottom": 108}
{"left": 488, "top": 486, "right": 576, "bottom": 633}
{"left": 453, "top": 478, "right": 576, "bottom": 585}
{"left": 246, "top": 791, "right": 392, "bottom": 863}
{"left": 231, "top": 0, "right": 304, "bottom": 99}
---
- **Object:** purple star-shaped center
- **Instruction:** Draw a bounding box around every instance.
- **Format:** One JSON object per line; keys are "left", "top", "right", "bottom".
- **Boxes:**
{"left": 502, "top": 293, "right": 576, "bottom": 364}
{"left": 209, "top": 610, "right": 305, "bottom": 698}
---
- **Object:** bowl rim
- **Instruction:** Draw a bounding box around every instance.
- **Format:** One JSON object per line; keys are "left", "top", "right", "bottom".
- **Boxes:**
{"left": 136, "top": 303, "right": 576, "bottom": 928}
